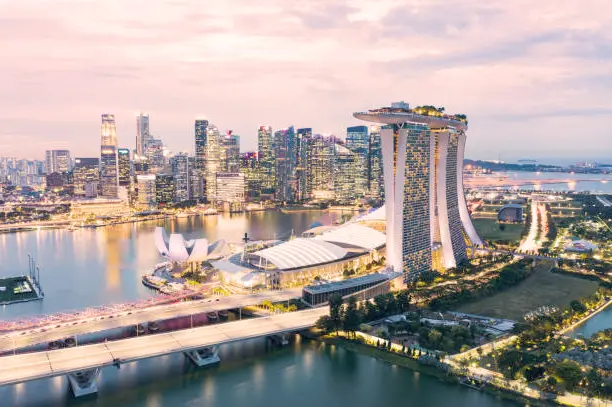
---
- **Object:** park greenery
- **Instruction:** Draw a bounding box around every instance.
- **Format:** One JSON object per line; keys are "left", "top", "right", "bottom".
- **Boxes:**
{"left": 470, "top": 286, "right": 612, "bottom": 398}
{"left": 427, "top": 259, "right": 535, "bottom": 311}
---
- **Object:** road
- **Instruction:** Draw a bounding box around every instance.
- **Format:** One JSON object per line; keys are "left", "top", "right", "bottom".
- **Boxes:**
{"left": 0, "top": 288, "right": 302, "bottom": 353}
{"left": 0, "top": 307, "right": 327, "bottom": 387}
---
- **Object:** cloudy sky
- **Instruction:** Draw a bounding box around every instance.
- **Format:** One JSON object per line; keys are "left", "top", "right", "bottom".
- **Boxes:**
{"left": 1, "top": 0, "right": 611, "bottom": 163}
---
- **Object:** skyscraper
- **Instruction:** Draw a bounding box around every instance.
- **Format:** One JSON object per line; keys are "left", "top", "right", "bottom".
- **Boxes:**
{"left": 333, "top": 143, "right": 359, "bottom": 203}
{"left": 100, "top": 114, "right": 119, "bottom": 198}
{"left": 257, "top": 125, "right": 275, "bottom": 198}
{"left": 240, "top": 152, "right": 261, "bottom": 201}
{"left": 145, "top": 138, "right": 165, "bottom": 170}
{"left": 309, "top": 134, "right": 335, "bottom": 200}
{"left": 137, "top": 174, "right": 156, "bottom": 208}
{"left": 171, "top": 153, "right": 190, "bottom": 203}
{"left": 220, "top": 131, "right": 240, "bottom": 173}
{"left": 354, "top": 102, "right": 482, "bottom": 280}
{"left": 345, "top": 126, "right": 369, "bottom": 198}
{"left": 72, "top": 158, "right": 99, "bottom": 196}
{"left": 45, "top": 150, "right": 72, "bottom": 174}
{"left": 274, "top": 126, "right": 295, "bottom": 202}
{"left": 205, "top": 124, "right": 221, "bottom": 203}
{"left": 155, "top": 174, "right": 175, "bottom": 206}
{"left": 117, "top": 148, "right": 131, "bottom": 187}
{"left": 193, "top": 119, "right": 208, "bottom": 200}
{"left": 296, "top": 128, "right": 312, "bottom": 202}
{"left": 136, "top": 113, "right": 150, "bottom": 159}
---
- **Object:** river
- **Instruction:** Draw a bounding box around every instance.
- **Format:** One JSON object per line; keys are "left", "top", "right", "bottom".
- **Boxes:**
{"left": 0, "top": 210, "right": 524, "bottom": 406}
{"left": 569, "top": 304, "right": 612, "bottom": 338}
{"left": 0, "top": 336, "right": 521, "bottom": 407}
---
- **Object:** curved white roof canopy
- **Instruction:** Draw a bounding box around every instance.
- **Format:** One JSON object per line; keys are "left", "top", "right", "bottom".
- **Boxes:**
{"left": 251, "top": 238, "right": 348, "bottom": 270}
{"left": 154, "top": 227, "right": 220, "bottom": 262}
{"left": 315, "top": 224, "right": 386, "bottom": 250}
{"left": 357, "top": 205, "right": 386, "bottom": 222}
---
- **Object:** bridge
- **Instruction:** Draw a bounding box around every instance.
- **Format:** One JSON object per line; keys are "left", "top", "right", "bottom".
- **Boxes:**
{"left": 0, "top": 288, "right": 302, "bottom": 353}
{"left": 0, "top": 307, "right": 328, "bottom": 397}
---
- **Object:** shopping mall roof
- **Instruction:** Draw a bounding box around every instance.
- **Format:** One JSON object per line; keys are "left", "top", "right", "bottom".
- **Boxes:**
{"left": 303, "top": 273, "right": 390, "bottom": 294}
{"left": 315, "top": 223, "right": 386, "bottom": 250}
{"left": 358, "top": 205, "right": 386, "bottom": 222}
{"left": 250, "top": 238, "right": 348, "bottom": 270}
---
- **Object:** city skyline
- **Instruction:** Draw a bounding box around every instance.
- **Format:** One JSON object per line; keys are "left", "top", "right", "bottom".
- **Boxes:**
{"left": 2, "top": 1, "right": 611, "bottom": 162}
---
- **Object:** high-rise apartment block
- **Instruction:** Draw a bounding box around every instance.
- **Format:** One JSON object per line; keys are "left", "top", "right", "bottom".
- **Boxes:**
{"left": 355, "top": 102, "right": 482, "bottom": 279}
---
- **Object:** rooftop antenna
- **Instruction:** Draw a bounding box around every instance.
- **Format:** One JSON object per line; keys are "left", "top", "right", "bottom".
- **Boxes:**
{"left": 241, "top": 232, "right": 250, "bottom": 263}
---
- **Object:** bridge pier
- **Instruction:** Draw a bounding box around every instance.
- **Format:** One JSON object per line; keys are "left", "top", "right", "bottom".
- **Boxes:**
{"left": 67, "top": 368, "right": 100, "bottom": 397}
{"left": 184, "top": 346, "right": 220, "bottom": 367}
{"left": 268, "top": 333, "right": 290, "bottom": 346}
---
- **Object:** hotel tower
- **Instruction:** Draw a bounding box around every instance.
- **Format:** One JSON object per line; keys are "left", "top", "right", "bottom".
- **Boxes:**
{"left": 354, "top": 102, "right": 482, "bottom": 280}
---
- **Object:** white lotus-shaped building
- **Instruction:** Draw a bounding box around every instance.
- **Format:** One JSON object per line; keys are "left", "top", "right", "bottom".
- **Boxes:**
{"left": 154, "top": 227, "right": 227, "bottom": 262}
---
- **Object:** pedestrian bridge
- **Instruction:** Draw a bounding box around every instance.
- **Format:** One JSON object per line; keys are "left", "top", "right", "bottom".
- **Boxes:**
{"left": 0, "top": 307, "right": 327, "bottom": 396}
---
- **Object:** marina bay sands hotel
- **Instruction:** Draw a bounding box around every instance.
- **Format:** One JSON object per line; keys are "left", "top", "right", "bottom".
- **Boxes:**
{"left": 354, "top": 102, "right": 482, "bottom": 279}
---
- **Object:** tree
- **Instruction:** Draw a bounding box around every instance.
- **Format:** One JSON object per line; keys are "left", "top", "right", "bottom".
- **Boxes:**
{"left": 342, "top": 296, "right": 361, "bottom": 337}
{"left": 569, "top": 300, "right": 587, "bottom": 314}
{"left": 329, "top": 294, "right": 343, "bottom": 333}
{"left": 554, "top": 360, "right": 583, "bottom": 392}
{"left": 396, "top": 291, "right": 411, "bottom": 313}
{"left": 315, "top": 315, "right": 334, "bottom": 333}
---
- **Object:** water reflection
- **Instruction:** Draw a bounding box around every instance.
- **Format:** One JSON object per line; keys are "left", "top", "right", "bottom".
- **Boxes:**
{"left": 0, "top": 210, "right": 324, "bottom": 319}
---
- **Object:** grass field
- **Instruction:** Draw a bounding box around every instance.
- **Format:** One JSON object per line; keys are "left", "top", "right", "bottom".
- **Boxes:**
{"left": 472, "top": 218, "right": 524, "bottom": 242}
{"left": 456, "top": 261, "right": 599, "bottom": 321}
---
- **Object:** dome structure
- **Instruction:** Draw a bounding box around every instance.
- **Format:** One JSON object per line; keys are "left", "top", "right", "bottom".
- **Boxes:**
{"left": 154, "top": 227, "right": 226, "bottom": 262}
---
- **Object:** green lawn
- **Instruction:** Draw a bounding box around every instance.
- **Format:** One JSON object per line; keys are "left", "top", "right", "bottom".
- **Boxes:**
{"left": 472, "top": 218, "right": 524, "bottom": 242}
{"left": 455, "top": 261, "right": 599, "bottom": 321}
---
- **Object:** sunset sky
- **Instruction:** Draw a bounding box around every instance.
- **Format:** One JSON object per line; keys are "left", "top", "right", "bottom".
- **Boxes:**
{"left": 1, "top": 0, "right": 611, "bottom": 163}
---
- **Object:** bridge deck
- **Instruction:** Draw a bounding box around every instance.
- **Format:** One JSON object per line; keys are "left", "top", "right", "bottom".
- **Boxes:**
{"left": 0, "top": 289, "right": 302, "bottom": 353}
{"left": 0, "top": 307, "right": 327, "bottom": 387}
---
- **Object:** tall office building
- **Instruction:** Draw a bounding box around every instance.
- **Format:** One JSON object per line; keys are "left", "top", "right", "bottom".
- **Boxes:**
{"left": 354, "top": 102, "right": 482, "bottom": 279}
{"left": 100, "top": 114, "right": 119, "bottom": 198}
{"left": 145, "top": 138, "right": 165, "bottom": 170}
{"left": 295, "top": 128, "right": 312, "bottom": 202}
{"left": 72, "top": 158, "right": 99, "bottom": 196}
{"left": 117, "top": 148, "right": 131, "bottom": 187}
{"left": 204, "top": 124, "right": 221, "bottom": 202}
{"left": 216, "top": 173, "right": 245, "bottom": 204}
{"left": 170, "top": 153, "right": 190, "bottom": 203}
{"left": 309, "top": 134, "right": 335, "bottom": 200}
{"left": 345, "top": 126, "right": 369, "bottom": 198}
{"left": 188, "top": 156, "right": 202, "bottom": 201}
{"left": 240, "top": 152, "right": 261, "bottom": 201}
{"left": 194, "top": 119, "right": 209, "bottom": 172}
{"left": 137, "top": 174, "right": 156, "bottom": 208}
{"left": 193, "top": 119, "right": 209, "bottom": 200}
{"left": 136, "top": 113, "right": 150, "bottom": 159}
{"left": 220, "top": 131, "right": 240, "bottom": 173}
{"left": 45, "top": 150, "right": 72, "bottom": 174}
{"left": 333, "top": 143, "right": 359, "bottom": 203}
{"left": 257, "top": 125, "right": 275, "bottom": 197}
{"left": 274, "top": 126, "right": 295, "bottom": 202}
{"left": 155, "top": 174, "right": 175, "bottom": 206}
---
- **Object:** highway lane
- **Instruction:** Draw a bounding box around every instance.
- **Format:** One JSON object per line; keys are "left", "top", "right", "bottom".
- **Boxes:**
{"left": 0, "top": 307, "right": 328, "bottom": 387}
{"left": 0, "top": 288, "right": 302, "bottom": 353}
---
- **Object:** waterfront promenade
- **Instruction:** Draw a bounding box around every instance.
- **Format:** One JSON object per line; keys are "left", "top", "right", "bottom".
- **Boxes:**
{"left": 0, "top": 307, "right": 327, "bottom": 390}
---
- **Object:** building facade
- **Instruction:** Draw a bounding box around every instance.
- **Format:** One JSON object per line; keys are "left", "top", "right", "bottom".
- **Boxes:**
{"left": 45, "top": 150, "right": 72, "bottom": 174}
{"left": 136, "top": 113, "right": 150, "bottom": 159}
{"left": 257, "top": 125, "right": 275, "bottom": 198}
{"left": 295, "top": 128, "right": 312, "bottom": 202}
{"left": 354, "top": 103, "right": 483, "bottom": 280}
{"left": 345, "top": 126, "right": 369, "bottom": 198}
{"left": 72, "top": 158, "right": 99, "bottom": 196}
{"left": 274, "top": 126, "right": 295, "bottom": 202}
{"left": 171, "top": 153, "right": 190, "bottom": 203}
{"left": 100, "top": 114, "right": 119, "bottom": 198}
{"left": 155, "top": 174, "right": 174, "bottom": 206}
{"left": 117, "top": 148, "right": 131, "bottom": 187}
{"left": 136, "top": 174, "right": 156, "bottom": 208}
